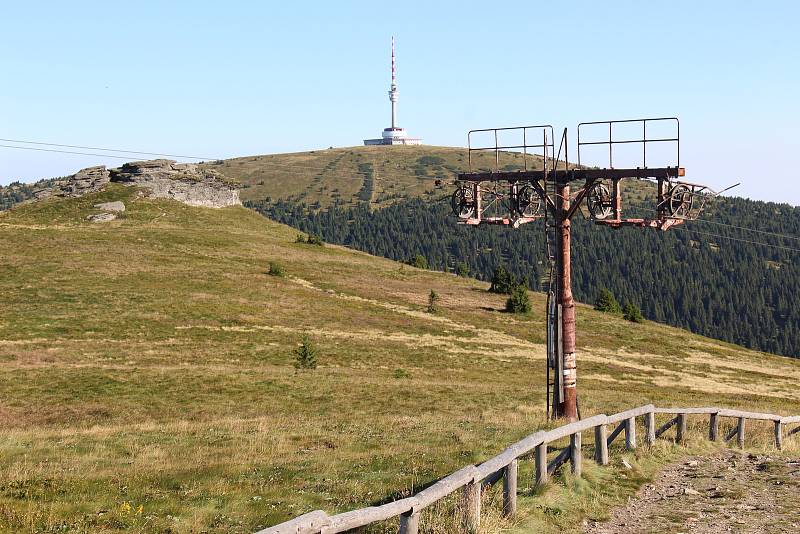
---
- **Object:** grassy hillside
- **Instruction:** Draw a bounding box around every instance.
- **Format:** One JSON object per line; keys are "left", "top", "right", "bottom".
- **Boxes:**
{"left": 214, "top": 144, "right": 800, "bottom": 359}
{"left": 0, "top": 187, "right": 799, "bottom": 533}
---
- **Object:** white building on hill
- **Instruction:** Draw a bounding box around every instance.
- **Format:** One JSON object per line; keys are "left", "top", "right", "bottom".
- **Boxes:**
{"left": 364, "top": 37, "right": 423, "bottom": 146}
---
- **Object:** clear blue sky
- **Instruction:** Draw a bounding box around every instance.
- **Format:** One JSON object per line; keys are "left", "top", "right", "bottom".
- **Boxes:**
{"left": 2, "top": 1, "right": 798, "bottom": 204}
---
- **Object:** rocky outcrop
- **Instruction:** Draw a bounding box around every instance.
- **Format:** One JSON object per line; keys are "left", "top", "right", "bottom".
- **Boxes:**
{"left": 108, "top": 160, "right": 239, "bottom": 208}
{"left": 33, "top": 160, "right": 240, "bottom": 209}
{"left": 34, "top": 166, "right": 110, "bottom": 200}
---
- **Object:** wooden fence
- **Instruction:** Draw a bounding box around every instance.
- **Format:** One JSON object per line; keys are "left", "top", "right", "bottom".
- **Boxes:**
{"left": 258, "top": 405, "right": 800, "bottom": 534}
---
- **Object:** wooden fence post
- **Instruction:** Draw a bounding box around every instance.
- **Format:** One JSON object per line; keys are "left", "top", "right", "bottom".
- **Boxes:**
{"left": 737, "top": 417, "right": 746, "bottom": 449}
{"left": 775, "top": 420, "right": 783, "bottom": 450}
{"left": 502, "top": 459, "right": 517, "bottom": 518}
{"left": 570, "top": 432, "right": 582, "bottom": 477}
{"left": 676, "top": 414, "right": 687, "bottom": 443}
{"left": 709, "top": 413, "right": 719, "bottom": 441}
{"left": 399, "top": 510, "right": 419, "bottom": 534}
{"left": 462, "top": 480, "right": 480, "bottom": 533}
{"left": 624, "top": 417, "right": 636, "bottom": 450}
{"left": 594, "top": 424, "right": 609, "bottom": 465}
{"left": 645, "top": 411, "right": 655, "bottom": 446}
{"left": 535, "top": 443, "right": 548, "bottom": 486}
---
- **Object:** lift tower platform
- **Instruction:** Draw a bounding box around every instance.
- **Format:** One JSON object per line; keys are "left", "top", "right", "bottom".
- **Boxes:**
{"left": 452, "top": 118, "right": 721, "bottom": 421}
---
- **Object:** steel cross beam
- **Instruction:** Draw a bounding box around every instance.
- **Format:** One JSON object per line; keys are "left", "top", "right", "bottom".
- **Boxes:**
{"left": 564, "top": 179, "right": 595, "bottom": 221}
{"left": 456, "top": 167, "right": 684, "bottom": 184}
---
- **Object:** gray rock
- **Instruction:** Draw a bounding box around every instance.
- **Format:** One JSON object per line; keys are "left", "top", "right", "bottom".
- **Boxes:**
{"left": 30, "top": 159, "right": 240, "bottom": 209}
{"left": 108, "top": 160, "right": 240, "bottom": 208}
{"left": 33, "top": 187, "right": 55, "bottom": 200}
{"left": 93, "top": 201, "right": 126, "bottom": 212}
{"left": 36, "top": 166, "right": 110, "bottom": 199}
{"left": 86, "top": 212, "right": 117, "bottom": 222}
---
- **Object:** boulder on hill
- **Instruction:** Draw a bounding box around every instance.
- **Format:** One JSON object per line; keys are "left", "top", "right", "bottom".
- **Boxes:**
{"left": 94, "top": 201, "right": 126, "bottom": 212}
{"left": 86, "top": 212, "right": 117, "bottom": 223}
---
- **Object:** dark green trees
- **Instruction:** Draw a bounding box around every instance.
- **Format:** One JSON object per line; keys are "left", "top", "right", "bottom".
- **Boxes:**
{"left": 490, "top": 266, "right": 515, "bottom": 294}
{"left": 410, "top": 254, "right": 428, "bottom": 269}
{"left": 623, "top": 302, "right": 644, "bottom": 323}
{"left": 595, "top": 288, "right": 622, "bottom": 313}
{"left": 294, "top": 335, "right": 319, "bottom": 370}
{"left": 427, "top": 290, "right": 440, "bottom": 313}
{"left": 506, "top": 284, "right": 531, "bottom": 314}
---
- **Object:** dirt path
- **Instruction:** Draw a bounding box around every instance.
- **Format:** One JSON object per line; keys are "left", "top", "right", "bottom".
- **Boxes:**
{"left": 584, "top": 450, "right": 800, "bottom": 533}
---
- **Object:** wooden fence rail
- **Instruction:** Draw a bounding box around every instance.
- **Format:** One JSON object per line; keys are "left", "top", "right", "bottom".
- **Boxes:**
{"left": 256, "top": 405, "right": 800, "bottom": 534}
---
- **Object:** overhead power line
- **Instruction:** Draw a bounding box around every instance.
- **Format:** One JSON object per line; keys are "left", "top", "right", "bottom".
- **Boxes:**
{"left": 6, "top": 137, "right": 796, "bottom": 253}
{"left": 677, "top": 226, "right": 800, "bottom": 253}
{"left": 0, "top": 140, "right": 460, "bottom": 179}
{"left": 0, "top": 142, "right": 468, "bottom": 188}
{"left": 688, "top": 217, "right": 800, "bottom": 243}
{"left": 0, "top": 144, "right": 139, "bottom": 160}
{"left": 0, "top": 144, "right": 461, "bottom": 188}
{"left": 639, "top": 206, "right": 800, "bottom": 244}
{"left": 0, "top": 138, "right": 217, "bottom": 161}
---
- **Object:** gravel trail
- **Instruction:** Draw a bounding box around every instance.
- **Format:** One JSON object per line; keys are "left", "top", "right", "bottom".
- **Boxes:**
{"left": 584, "top": 450, "right": 800, "bottom": 533}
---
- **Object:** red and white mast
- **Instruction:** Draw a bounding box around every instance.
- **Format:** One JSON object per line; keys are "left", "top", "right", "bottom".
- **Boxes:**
{"left": 389, "top": 36, "right": 398, "bottom": 129}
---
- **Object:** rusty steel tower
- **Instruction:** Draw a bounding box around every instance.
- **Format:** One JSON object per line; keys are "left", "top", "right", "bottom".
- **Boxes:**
{"left": 452, "top": 118, "right": 720, "bottom": 421}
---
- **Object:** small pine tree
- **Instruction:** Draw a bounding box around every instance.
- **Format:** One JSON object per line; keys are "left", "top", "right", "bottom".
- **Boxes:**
{"left": 410, "top": 254, "right": 428, "bottom": 269}
{"left": 623, "top": 301, "right": 644, "bottom": 323}
{"left": 294, "top": 335, "right": 319, "bottom": 370}
{"left": 427, "top": 289, "right": 440, "bottom": 313}
{"left": 268, "top": 261, "right": 286, "bottom": 277}
{"left": 505, "top": 284, "right": 531, "bottom": 314}
{"left": 306, "top": 233, "right": 324, "bottom": 246}
{"left": 490, "top": 265, "right": 516, "bottom": 294}
{"left": 295, "top": 233, "right": 306, "bottom": 243}
{"left": 595, "top": 288, "right": 622, "bottom": 313}
{"left": 456, "top": 262, "right": 469, "bottom": 278}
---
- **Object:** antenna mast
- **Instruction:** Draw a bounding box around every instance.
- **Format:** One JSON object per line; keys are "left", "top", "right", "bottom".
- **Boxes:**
{"left": 364, "top": 36, "right": 422, "bottom": 146}
{"left": 389, "top": 36, "right": 398, "bottom": 129}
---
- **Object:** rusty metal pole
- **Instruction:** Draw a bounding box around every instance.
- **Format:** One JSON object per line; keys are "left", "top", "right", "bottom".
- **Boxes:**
{"left": 556, "top": 182, "right": 578, "bottom": 421}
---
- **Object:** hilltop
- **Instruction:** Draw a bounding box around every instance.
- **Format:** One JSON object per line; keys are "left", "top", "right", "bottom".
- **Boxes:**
{"left": 0, "top": 187, "right": 799, "bottom": 532}
{"left": 208, "top": 145, "right": 550, "bottom": 210}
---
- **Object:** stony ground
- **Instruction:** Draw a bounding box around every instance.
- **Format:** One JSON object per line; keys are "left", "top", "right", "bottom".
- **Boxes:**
{"left": 584, "top": 451, "right": 800, "bottom": 533}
